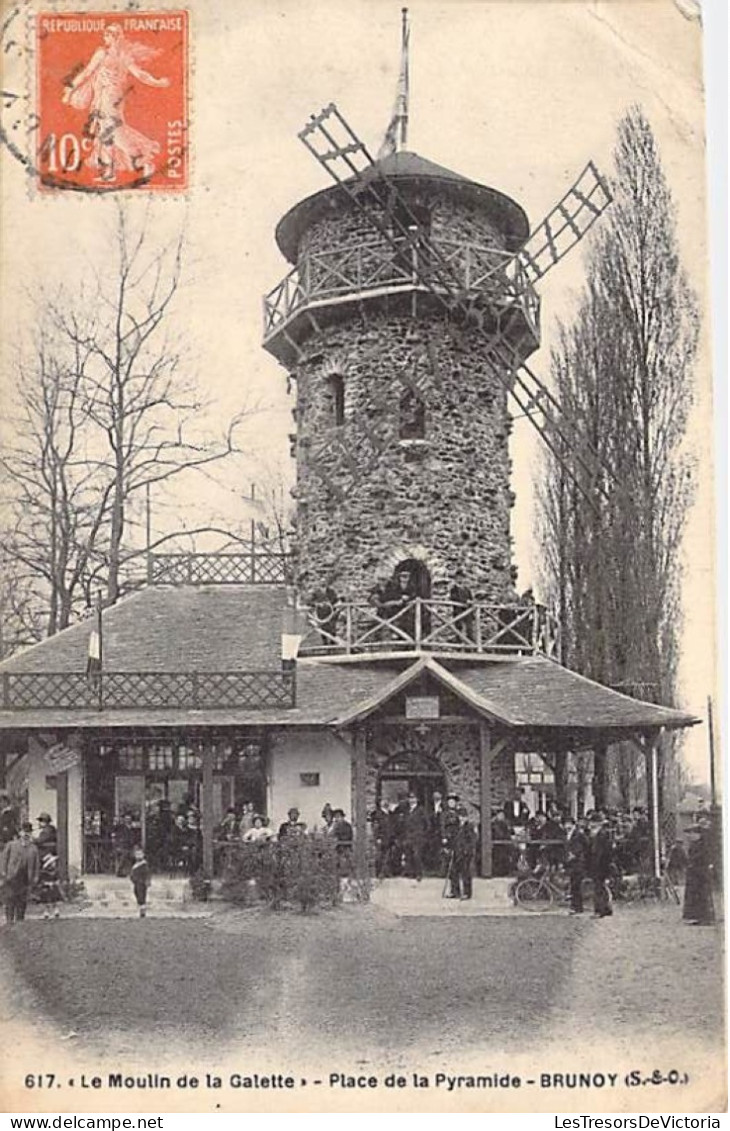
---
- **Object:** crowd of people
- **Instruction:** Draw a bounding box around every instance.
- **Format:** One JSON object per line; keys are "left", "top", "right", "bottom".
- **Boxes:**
{"left": 310, "top": 568, "right": 547, "bottom": 650}
{"left": 370, "top": 790, "right": 473, "bottom": 888}
{"left": 491, "top": 799, "right": 656, "bottom": 879}
{"left": 0, "top": 785, "right": 717, "bottom": 925}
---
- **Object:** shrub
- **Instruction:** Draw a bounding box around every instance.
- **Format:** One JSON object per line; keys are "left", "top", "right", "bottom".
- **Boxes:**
{"left": 189, "top": 871, "right": 212, "bottom": 901}
{"left": 220, "top": 835, "right": 342, "bottom": 912}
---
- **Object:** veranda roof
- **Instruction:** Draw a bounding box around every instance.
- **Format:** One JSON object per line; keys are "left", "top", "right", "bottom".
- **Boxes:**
{"left": 0, "top": 585, "right": 292, "bottom": 674}
{"left": 331, "top": 656, "right": 699, "bottom": 737}
{"left": 0, "top": 586, "right": 699, "bottom": 738}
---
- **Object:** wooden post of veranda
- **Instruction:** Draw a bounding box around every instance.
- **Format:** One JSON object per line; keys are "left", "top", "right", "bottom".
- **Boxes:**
{"left": 479, "top": 722, "right": 493, "bottom": 878}
{"left": 56, "top": 770, "right": 69, "bottom": 884}
{"left": 650, "top": 731, "right": 662, "bottom": 880}
{"left": 352, "top": 729, "right": 368, "bottom": 881}
{"left": 202, "top": 746, "right": 214, "bottom": 879}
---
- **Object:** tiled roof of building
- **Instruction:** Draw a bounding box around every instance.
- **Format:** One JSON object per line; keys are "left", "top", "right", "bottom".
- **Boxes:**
{"left": 0, "top": 588, "right": 700, "bottom": 737}
{"left": 0, "top": 586, "right": 291, "bottom": 675}
{"left": 275, "top": 149, "right": 530, "bottom": 263}
{"left": 452, "top": 657, "right": 699, "bottom": 732}
{"left": 332, "top": 656, "right": 699, "bottom": 735}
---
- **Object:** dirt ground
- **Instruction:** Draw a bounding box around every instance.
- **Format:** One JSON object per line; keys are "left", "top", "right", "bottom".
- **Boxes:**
{"left": 0, "top": 900, "right": 725, "bottom": 1113}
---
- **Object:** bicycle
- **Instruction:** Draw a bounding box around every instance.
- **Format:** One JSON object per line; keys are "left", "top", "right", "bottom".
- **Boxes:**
{"left": 514, "top": 866, "right": 572, "bottom": 911}
{"left": 614, "top": 866, "right": 680, "bottom": 905}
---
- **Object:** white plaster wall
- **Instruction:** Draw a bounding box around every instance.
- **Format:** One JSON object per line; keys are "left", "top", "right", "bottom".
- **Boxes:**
{"left": 269, "top": 729, "right": 351, "bottom": 832}
{"left": 26, "top": 736, "right": 84, "bottom": 873}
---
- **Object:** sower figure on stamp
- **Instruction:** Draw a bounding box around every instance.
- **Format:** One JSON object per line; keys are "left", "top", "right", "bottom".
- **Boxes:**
{"left": 61, "top": 24, "right": 170, "bottom": 183}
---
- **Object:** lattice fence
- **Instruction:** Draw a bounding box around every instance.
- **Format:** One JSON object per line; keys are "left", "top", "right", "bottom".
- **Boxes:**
{"left": 148, "top": 552, "right": 290, "bottom": 585}
{"left": 1, "top": 670, "right": 295, "bottom": 710}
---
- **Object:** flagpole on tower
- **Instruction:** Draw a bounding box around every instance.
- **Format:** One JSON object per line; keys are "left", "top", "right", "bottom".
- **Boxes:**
{"left": 377, "top": 8, "right": 411, "bottom": 159}
{"left": 96, "top": 589, "right": 103, "bottom": 712}
{"left": 399, "top": 7, "right": 410, "bottom": 151}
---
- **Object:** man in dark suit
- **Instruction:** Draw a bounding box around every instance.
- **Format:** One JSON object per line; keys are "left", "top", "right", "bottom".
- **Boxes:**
{"left": 451, "top": 807, "right": 477, "bottom": 900}
{"left": 0, "top": 824, "right": 40, "bottom": 922}
{"left": 0, "top": 794, "right": 18, "bottom": 846}
{"left": 449, "top": 569, "right": 474, "bottom": 644}
{"left": 370, "top": 798, "right": 393, "bottom": 878}
{"left": 402, "top": 792, "right": 429, "bottom": 881}
{"left": 563, "top": 814, "right": 588, "bottom": 914}
{"left": 587, "top": 812, "right": 613, "bottom": 918}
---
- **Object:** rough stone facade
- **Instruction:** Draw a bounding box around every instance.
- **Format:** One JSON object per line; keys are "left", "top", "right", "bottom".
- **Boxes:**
{"left": 286, "top": 183, "right": 535, "bottom": 605}
{"left": 293, "top": 313, "right": 516, "bottom": 603}
{"left": 362, "top": 722, "right": 516, "bottom": 819}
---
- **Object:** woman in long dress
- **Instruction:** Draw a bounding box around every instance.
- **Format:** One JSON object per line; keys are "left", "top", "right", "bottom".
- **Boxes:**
{"left": 682, "top": 815, "right": 715, "bottom": 925}
{"left": 62, "top": 23, "right": 169, "bottom": 181}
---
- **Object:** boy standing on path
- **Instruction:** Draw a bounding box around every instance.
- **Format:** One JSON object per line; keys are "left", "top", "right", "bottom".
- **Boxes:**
{"left": 130, "top": 845, "right": 151, "bottom": 918}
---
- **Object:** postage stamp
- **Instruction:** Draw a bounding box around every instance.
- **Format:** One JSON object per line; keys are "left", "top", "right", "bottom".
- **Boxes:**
{"left": 36, "top": 10, "right": 189, "bottom": 192}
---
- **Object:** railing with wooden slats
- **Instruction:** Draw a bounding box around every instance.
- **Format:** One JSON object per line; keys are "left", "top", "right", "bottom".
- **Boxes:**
{"left": 0, "top": 670, "right": 296, "bottom": 711}
{"left": 147, "top": 552, "right": 291, "bottom": 586}
{"left": 299, "top": 598, "right": 560, "bottom": 659}
{"left": 262, "top": 237, "right": 540, "bottom": 344}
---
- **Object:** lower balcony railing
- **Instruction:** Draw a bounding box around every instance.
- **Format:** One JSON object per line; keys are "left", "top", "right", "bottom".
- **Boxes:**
{"left": 1, "top": 670, "right": 296, "bottom": 711}
{"left": 299, "top": 598, "right": 560, "bottom": 658}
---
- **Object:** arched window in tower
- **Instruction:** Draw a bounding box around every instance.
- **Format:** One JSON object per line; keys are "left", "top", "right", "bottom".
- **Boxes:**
{"left": 327, "top": 374, "right": 345, "bottom": 426}
{"left": 399, "top": 388, "right": 426, "bottom": 440}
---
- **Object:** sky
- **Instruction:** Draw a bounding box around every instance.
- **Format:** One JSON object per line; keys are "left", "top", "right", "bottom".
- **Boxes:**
{"left": 0, "top": 0, "right": 721, "bottom": 784}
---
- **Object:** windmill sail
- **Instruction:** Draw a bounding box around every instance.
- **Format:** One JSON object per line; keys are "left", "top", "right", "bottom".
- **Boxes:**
{"left": 298, "top": 104, "right": 619, "bottom": 512}
{"left": 518, "top": 162, "right": 612, "bottom": 283}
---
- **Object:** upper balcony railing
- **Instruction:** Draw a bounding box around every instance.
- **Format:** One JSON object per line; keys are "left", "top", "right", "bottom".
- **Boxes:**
{"left": 298, "top": 598, "right": 560, "bottom": 659}
{"left": 147, "top": 551, "right": 291, "bottom": 586}
{"left": 263, "top": 237, "right": 540, "bottom": 350}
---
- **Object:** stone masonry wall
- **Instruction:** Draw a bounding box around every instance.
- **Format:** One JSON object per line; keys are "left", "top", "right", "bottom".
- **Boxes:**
{"left": 293, "top": 312, "right": 516, "bottom": 603}
{"left": 364, "top": 722, "right": 516, "bottom": 818}
{"left": 288, "top": 185, "right": 529, "bottom": 605}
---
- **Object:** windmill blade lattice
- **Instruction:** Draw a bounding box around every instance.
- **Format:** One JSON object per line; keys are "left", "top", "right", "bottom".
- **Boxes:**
{"left": 298, "top": 104, "right": 616, "bottom": 510}
{"left": 518, "top": 162, "right": 612, "bottom": 284}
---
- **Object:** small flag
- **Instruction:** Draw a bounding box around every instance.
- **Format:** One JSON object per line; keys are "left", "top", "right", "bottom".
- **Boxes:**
{"left": 86, "top": 591, "right": 103, "bottom": 696}
{"left": 86, "top": 628, "right": 101, "bottom": 683}
{"left": 377, "top": 9, "right": 410, "bottom": 160}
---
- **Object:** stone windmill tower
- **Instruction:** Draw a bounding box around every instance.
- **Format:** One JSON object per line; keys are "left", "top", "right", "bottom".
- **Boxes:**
{"left": 263, "top": 14, "right": 612, "bottom": 644}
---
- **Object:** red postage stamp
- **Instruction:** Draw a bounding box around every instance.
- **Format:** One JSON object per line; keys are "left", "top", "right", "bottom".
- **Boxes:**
{"left": 36, "top": 11, "right": 189, "bottom": 192}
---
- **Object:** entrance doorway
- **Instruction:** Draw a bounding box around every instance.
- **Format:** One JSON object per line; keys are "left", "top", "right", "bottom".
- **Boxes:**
{"left": 393, "top": 558, "right": 431, "bottom": 599}
{"left": 377, "top": 749, "right": 446, "bottom": 875}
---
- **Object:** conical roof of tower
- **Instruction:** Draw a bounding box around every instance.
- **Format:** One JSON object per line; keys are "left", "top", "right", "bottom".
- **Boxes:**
{"left": 275, "top": 149, "right": 530, "bottom": 264}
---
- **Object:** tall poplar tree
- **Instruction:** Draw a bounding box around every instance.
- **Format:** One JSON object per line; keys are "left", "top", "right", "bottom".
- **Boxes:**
{"left": 538, "top": 105, "right": 699, "bottom": 808}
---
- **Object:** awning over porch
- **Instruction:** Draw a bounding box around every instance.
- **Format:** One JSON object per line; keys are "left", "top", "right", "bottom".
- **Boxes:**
{"left": 330, "top": 655, "right": 700, "bottom": 740}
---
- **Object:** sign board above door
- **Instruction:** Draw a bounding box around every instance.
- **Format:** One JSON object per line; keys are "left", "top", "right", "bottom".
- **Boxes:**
{"left": 405, "top": 696, "right": 440, "bottom": 720}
